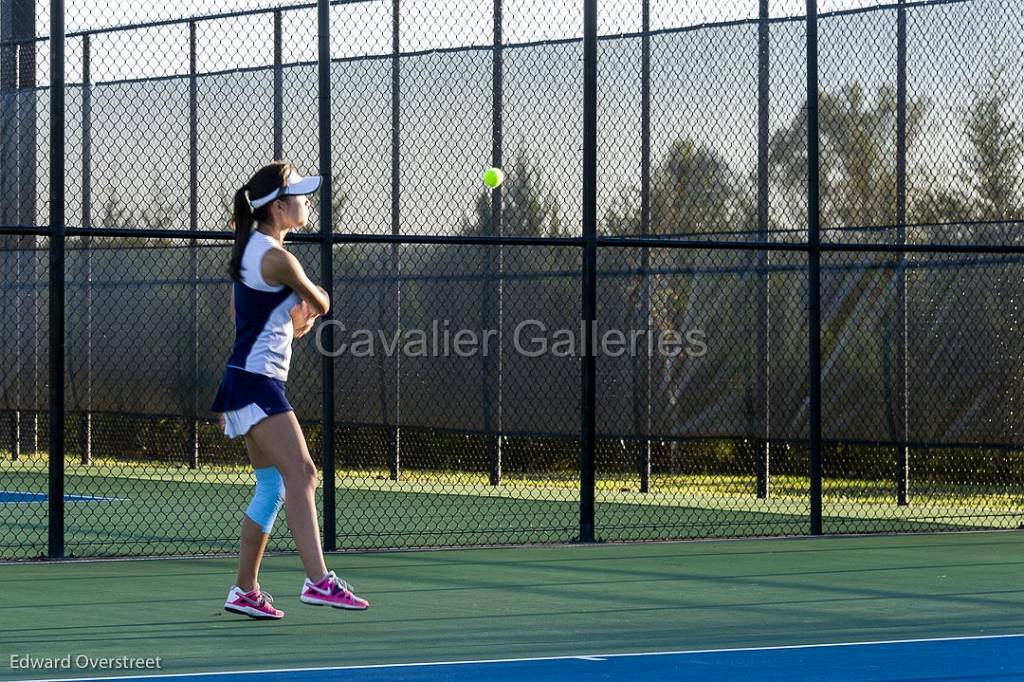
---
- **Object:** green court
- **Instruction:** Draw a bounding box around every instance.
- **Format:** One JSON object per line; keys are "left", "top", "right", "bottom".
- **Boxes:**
{"left": 2, "top": 532, "right": 1023, "bottom": 680}
{"left": 3, "top": 454, "right": 1020, "bottom": 559}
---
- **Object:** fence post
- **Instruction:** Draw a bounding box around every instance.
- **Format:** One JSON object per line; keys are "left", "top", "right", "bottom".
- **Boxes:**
{"left": 806, "top": 0, "right": 823, "bottom": 536}
{"left": 48, "top": 0, "right": 67, "bottom": 559}
{"left": 634, "top": 0, "right": 651, "bottom": 494}
{"left": 11, "top": 252, "right": 18, "bottom": 460}
{"left": 9, "top": 412, "right": 18, "bottom": 460}
{"left": 579, "top": 0, "right": 598, "bottom": 543}
{"left": 1, "top": 0, "right": 19, "bottom": 462}
{"left": 387, "top": 0, "right": 402, "bottom": 482}
{"left": 0, "top": 0, "right": 12, "bottom": 224}
{"left": 0, "top": 1, "right": 15, "bottom": 230}
{"left": 483, "top": 0, "right": 503, "bottom": 487}
{"left": 16, "top": 0, "right": 38, "bottom": 456}
{"left": 895, "top": 0, "right": 910, "bottom": 506}
{"left": 317, "top": 0, "right": 337, "bottom": 552}
{"left": 80, "top": 33, "right": 91, "bottom": 465}
{"left": 755, "top": 0, "right": 771, "bottom": 499}
{"left": 273, "top": 9, "right": 283, "bottom": 160}
{"left": 188, "top": 20, "right": 199, "bottom": 469}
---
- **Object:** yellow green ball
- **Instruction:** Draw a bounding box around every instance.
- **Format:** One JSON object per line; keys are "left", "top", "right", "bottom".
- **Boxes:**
{"left": 483, "top": 167, "right": 505, "bottom": 189}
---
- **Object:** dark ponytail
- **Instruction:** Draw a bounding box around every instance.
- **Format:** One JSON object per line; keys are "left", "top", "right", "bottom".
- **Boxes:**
{"left": 228, "top": 185, "right": 254, "bottom": 281}
{"left": 228, "top": 161, "right": 293, "bottom": 281}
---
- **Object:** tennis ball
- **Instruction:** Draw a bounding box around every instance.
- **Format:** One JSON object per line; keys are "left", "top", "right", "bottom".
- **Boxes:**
{"left": 483, "top": 167, "right": 505, "bottom": 189}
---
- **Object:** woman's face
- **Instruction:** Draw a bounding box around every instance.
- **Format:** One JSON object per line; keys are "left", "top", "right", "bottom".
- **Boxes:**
{"left": 274, "top": 193, "right": 310, "bottom": 230}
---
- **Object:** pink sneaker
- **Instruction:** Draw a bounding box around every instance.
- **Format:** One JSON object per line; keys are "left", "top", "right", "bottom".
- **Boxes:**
{"left": 300, "top": 571, "right": 369, "bottom": 610}
{"left": 224, "top": 585, "right": 284, "bottom": 620}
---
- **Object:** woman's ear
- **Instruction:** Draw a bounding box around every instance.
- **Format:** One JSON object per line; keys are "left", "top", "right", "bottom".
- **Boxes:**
{"left": 270, "top": 197, "right": 285, "bottom": 219}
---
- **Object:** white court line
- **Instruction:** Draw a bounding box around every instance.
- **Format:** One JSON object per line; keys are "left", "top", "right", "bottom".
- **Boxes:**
{"left": 21, "top": 632, "right": 1024, "bottom": 682}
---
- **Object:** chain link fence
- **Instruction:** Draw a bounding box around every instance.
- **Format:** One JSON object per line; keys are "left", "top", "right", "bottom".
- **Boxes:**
{"left": 1, "top": 0, "right": 1022, "bottom": 559}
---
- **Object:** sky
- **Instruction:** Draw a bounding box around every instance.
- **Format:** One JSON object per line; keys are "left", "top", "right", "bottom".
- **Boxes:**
{"left": 12, "top": 0, "right": 892, "bottom": 86}
{"left": 50, "top": 0, "right": 877, "bottom": 37}
{"left": 4, "top": 0, "right": 1022, "bottom": 236}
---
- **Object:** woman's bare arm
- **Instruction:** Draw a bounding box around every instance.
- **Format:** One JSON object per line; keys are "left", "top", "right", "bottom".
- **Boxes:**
{"left": 261, "top": 248, "right": 330, "bottom": 315}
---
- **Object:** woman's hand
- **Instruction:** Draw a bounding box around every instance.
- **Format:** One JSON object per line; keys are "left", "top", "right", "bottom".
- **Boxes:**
{"left": 290, "top": 299, "right": 320, "bottom": 339}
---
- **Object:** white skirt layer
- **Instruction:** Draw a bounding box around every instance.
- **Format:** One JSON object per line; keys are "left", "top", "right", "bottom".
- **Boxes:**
{"left": 223, "top": 403, "right": 270, "bottom": 439}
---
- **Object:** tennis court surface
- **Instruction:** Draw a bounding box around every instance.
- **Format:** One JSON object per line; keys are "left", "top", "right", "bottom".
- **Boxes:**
{"left": 3, "top": 532, "right": 1023, "bottom": 681}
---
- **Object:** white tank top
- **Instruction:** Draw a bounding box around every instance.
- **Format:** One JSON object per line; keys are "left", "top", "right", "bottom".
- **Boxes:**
{"left": 225, "top": 230, "right": 301, "bottom": 381}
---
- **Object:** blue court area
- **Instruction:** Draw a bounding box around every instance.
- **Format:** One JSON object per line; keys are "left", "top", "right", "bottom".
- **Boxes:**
{"left": 28, "top": 635, "right": 1024, "bottom": 682}
{"left": 0, "top": 491, "right": 123, "bottom": 503}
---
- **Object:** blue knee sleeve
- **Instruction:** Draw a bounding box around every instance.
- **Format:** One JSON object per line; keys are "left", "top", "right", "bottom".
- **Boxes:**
{"left": 245, "top": 466, "right": 285, "bottom": 533}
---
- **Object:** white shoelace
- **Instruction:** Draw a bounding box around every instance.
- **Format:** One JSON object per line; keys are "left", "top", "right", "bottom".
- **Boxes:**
{"left": 325, "top": 571, "right": 354, "bottom": 594}
{"left": 242, "top": 587, "right": 274, "bottom": 606}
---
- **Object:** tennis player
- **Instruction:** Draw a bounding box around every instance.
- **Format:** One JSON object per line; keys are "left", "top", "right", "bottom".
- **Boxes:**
{"left": 211, "top": 161, "right": 369, "bottom": 619}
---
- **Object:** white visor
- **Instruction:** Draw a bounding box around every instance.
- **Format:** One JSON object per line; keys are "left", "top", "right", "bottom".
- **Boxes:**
{"left": 249, "top": 170, "right": 321, "bottom": 210}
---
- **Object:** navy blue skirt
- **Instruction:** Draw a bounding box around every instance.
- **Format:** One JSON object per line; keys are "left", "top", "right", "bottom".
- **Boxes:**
{"left": 210, "top": 366, "right": 292, "bottom": 416}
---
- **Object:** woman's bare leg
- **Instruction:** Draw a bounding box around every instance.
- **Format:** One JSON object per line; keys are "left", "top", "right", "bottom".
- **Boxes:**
{"left": 247, "top": 411, "right": 328, "bottom": 582}
{"left": 235, "top": 518, "right": 270, "bottom": 591}
{"left": 236, "top": 435, "right": 273, "bottom": 591}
